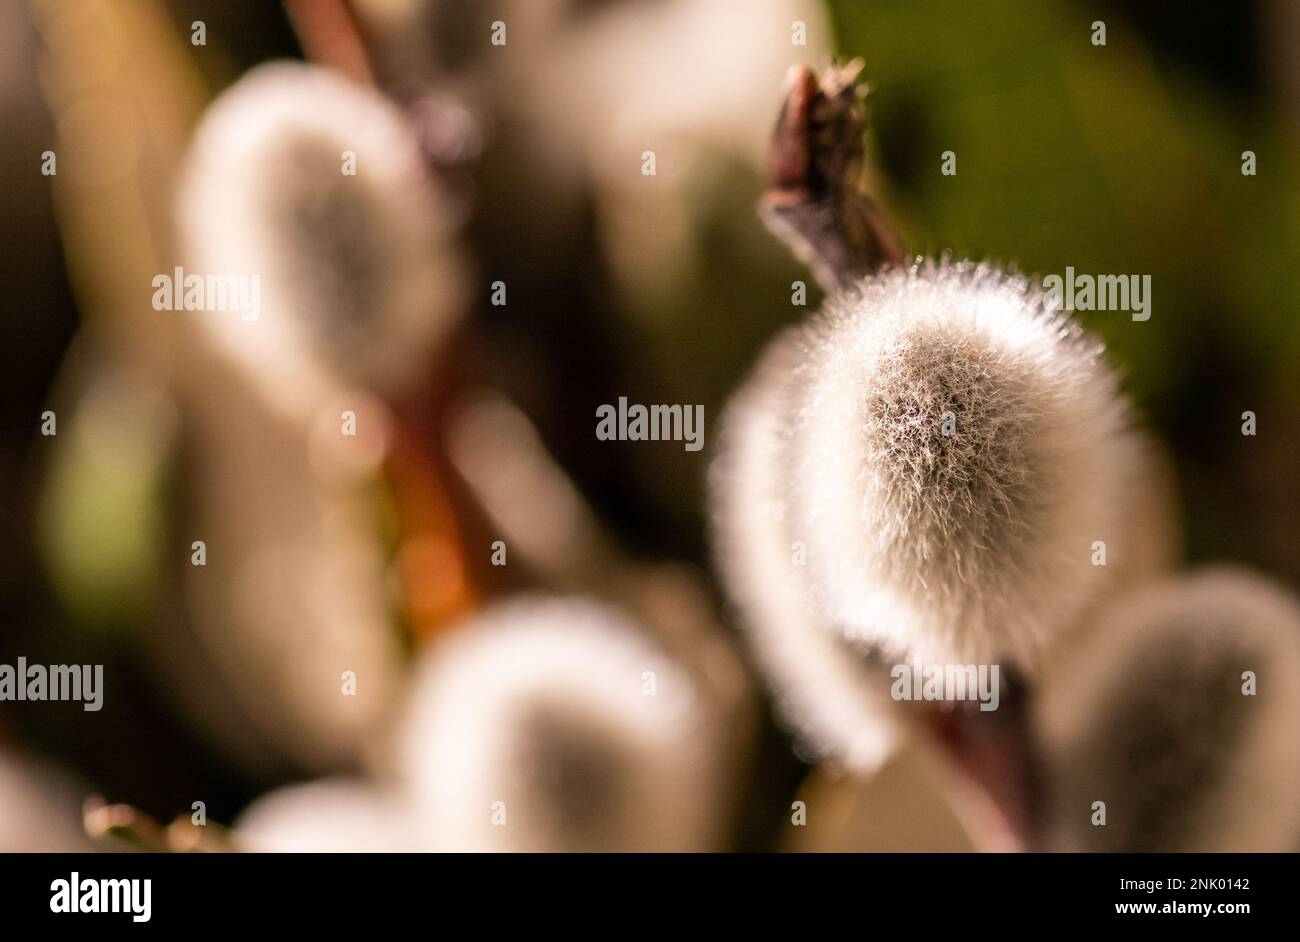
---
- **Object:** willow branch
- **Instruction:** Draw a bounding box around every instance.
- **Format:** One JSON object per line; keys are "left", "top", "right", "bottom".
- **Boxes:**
{"left": 760, "top": 61, "right": 905, "bottom": 293}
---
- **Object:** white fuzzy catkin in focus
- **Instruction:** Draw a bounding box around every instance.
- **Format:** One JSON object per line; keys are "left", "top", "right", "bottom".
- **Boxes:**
{"left": 792, "top": 260, "right": 1139, "bottom": 667}
{"left": 399, "top": 597, "right": 723, "bottom": 851}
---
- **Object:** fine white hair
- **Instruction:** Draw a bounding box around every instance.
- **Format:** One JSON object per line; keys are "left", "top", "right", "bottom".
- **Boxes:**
{"left": 399, "top": 596, "right": 724, "bottom": 851}
{"left": 790, "top": 259, "right": 1139, "bottom": 667}
{"left": 711, "top": 329, "right": 901, "bottom": 772}
{"left": 1039, "top": 567, "right": 1300, "bottom": 851}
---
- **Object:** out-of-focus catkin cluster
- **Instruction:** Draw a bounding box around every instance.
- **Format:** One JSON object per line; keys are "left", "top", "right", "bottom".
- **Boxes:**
{"left": 236, "top": 596, "right": 732, "bottom": 852}
{"left": 152, "top": 61, "right": 472, "bottom": 774}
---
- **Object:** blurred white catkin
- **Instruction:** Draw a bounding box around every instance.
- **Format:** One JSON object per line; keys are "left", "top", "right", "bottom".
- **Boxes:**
{"left": 236, "top": 778, "right": 413, "bottom": 853}
{"left": 1039, "top": 567, "right": 1300, "bottom": 852}
{"left": 177, "top": 60, "right": 466, "bottom": 415}
{"left": 399, "top": 597, "right": 727, "bottom": 851}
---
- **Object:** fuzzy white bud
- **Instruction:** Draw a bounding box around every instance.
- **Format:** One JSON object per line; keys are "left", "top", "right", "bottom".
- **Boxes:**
{"left": 399, "top": 596, "right": 725, "bottom": 851}
{"left": 178, "top": 62, "right": 465, "bottom": 412}
{"left": 235, "top": 779, "right": 412, "bottom": 853}
{"left": 1039, "top": 567, "right": 1300, "bottom": 851}
{"left": 790, "top": 260, "right": 1139, "bottom": 667}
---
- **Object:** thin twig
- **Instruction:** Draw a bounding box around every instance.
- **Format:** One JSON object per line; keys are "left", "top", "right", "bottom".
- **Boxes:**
{"left": 282, "top": 0, "right": 375, "bottom": 86}
{"left": 925, "top": 671, "right": 1043, "bottom": 852}
{"left": 760, "top": 61, "right": 905, "bottom": 293}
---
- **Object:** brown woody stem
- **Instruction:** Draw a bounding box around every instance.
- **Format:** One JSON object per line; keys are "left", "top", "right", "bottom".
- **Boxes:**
{"left": 760, "top": 61, "right": 905, "bottom": 293}
{"left": 925, "top": 670, "right": 1043, "bottom": 852}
